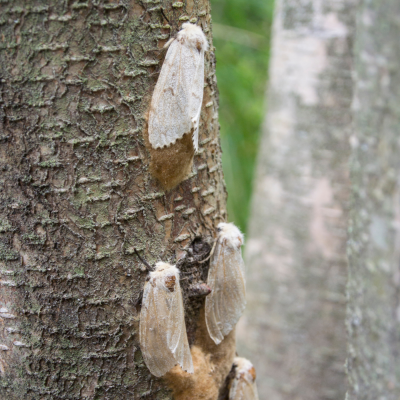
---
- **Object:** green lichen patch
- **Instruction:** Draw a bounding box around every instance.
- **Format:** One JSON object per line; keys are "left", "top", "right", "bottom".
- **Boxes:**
{"left": 70, "top": 215, "right": 96, "bottom": 230}
{"left": 0, "top": 242, "right": 19, "bottom": 261}
{"left": 0, "top": 219, "right": 13, "bottom": 232}
{"left": 38, "top": 158, "right": 61, "bottom": 168}
{"left": 22, "top": 233, "right": 46, "bottom": 245}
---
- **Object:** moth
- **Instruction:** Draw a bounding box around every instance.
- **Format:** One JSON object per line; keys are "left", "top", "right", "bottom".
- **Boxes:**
{"left": 148, "top": 23, "right": 209, "bottom": 152}
{"left": 205, "top": 222, "right": 246, "bottom": 345}
{"left": 139, "top": 262, "right": 194, "bottom": 377}
{"left": 229, "top": 357, "right": 259, "bottom": 400}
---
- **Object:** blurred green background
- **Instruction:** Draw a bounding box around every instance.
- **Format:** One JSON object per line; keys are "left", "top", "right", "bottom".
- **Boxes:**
{"left": 210, "top": 0, "right": 275, "bottom": 234}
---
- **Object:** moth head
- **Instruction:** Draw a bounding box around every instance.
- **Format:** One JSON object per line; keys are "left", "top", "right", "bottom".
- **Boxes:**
{"left": 154, "top": 261, "right": 175, "bottom": 272}
{"left": 151, "top": 262, "right": 180, "bottom": 291}
{"left": 233, "top": 357, "right": 257, "bottom": 384}
{"left": 178, "top": 23, "right": 209, "bottom": 52}
{"left": 164, "top": 275, "right": 176, "bottom": 292}
{"left": 217, "top": 222, "right": 244, "bottom": 249}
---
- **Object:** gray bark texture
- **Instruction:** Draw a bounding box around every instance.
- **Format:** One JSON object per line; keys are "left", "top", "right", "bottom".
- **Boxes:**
{"left": 346, "top": 0, "right": 400, "bottom": 398}
{"left": 237, "top": 0, "right": 356, "bottom": 398}
{"left": 0, "top": 1, "right": 232, "bottom": 399}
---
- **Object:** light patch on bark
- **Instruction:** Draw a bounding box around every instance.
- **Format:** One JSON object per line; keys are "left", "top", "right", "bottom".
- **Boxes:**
{"left": 271, "top": 34, "right": 328, "bottom": 105}
{"left": 308, "top": 178, "right": 339, "bottom": 258}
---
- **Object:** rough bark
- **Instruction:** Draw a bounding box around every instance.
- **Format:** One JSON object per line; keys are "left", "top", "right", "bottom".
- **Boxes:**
{"left": 346, "top": 1, "right": 400, "bottom": 398}
{"left": 0, "top": 1, "right": 230, "bottom": 399}
{"left": 237, "top": 0, "right": 356, "bottom": 398}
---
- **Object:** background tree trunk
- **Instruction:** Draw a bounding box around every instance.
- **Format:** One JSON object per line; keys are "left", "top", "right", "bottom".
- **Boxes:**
{"left": 346, "top": 1, "right": 400, "bottom": 398}
{"left": 237, "top": 0, "right": 356, "bottom": 398}
{"left": 0, "top": 1, "right": 231, "bottom": 399}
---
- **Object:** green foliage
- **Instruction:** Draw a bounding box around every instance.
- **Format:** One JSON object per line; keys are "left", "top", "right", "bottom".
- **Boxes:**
{"left": 211, "top": 0, "right": 275, "bottom": 233}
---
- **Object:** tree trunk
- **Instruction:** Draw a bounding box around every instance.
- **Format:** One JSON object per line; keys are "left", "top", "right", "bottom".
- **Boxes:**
{"left": 0, "top": 1, "right": 231, "bottom": 399}
{"left": 237, "top": 0, "right": 356, "bottom": 398}
{"left": 346, "top": 1, "right": 400, "bottom": 398}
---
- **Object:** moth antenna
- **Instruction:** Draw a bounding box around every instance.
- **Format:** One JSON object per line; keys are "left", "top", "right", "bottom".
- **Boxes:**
{"left": 198, "top": 240, "right": 217, "bottom": 264}
{"left": 134, "top": 248, "right": 153, "bottom": 271}
{"left": 160, "top": 8, "right": 170, "bottom": 24}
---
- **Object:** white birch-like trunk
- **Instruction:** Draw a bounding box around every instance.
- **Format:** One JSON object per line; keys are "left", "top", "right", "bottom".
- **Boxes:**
{"left": 346, "top": 1, "right": 400, "bottom": 398}
{"left": 237, "top": 0, "right": 356, "bottom": 398}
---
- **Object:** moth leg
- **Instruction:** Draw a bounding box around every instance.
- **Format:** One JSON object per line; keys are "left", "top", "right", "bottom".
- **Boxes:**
{"left": 198, "top": 240, "right": 217, "bottom": 264}
{"left": 133, "top": 290, "right": 143, "bottom": 307}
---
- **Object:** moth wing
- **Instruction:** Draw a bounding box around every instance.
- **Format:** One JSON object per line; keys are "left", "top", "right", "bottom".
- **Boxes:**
{"left": 251, "top": 381, "right": 260, "bottom": 400}
{"left": 149, "top": 40, "right": 201, "bottom": 148}
{"left": 189, "top": 49, "right": 205, "bottom": 152}
{"left": 205, "top": 241, "right": 246, "bottom": 344}
{"left": 229, "top": 379, "right": 259, "bottom": 400}
{"left": 139, "top": 282, "right": 177, "bottom": 377}
{"left": 166, "top": 282, "right": 194, "bottom": 373}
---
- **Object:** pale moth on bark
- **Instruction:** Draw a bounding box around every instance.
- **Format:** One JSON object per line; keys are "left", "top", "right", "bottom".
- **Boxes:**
{"left": 205, "top": 223, "right": 247, "bottom": 344}
{"left": 139, "top": 262, "right": 193, "bottom": 377}
{"left": 229, "top": 357, "right": 259, "bottom": 400}
{"left": 148, "top": 23, "right": 208, "bottom": 152}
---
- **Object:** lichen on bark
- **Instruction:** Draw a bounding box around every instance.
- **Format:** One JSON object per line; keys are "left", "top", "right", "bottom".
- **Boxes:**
{"left": 0, "top": 1, "right": 230, "bottom": 398}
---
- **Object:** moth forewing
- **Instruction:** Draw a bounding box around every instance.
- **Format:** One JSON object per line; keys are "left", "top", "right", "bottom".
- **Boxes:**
{"left": 148, "top": 23, "right": 208, "bottom": 152}
{"left": 189, "top": 48, "right": 206, "bottom": 151}
{"left": 149, "top": 40, "right": 191, "bottom": 148}
{"left": 205, "top": 223, "right": 247, "bottom": 345}
{"left": 139, "top": 262, "right": 193, "bottom": 376}
{"left": 168, "top": 281, "right": 194, "bottom": 373}
{"left": 229, "top": 357, "right": 259, "bottom": 400}
{"left": 139, "top": 282, "right": 177, "bottom": 377}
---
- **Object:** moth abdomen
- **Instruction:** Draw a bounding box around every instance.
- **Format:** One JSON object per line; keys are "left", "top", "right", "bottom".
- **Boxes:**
{"left": 188, "top": 282, "right": 212, "bottom": 297}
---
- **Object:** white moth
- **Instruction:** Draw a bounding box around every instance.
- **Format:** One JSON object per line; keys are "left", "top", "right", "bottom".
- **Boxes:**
{"left": 205, "top": 222, "right": 246, "bottom": 345}
{"left": 229, "top": 357, "right": 259, "bottom": 400}
{"left": 148, "top": 23, "right": 209, "bottom": 152}
{"left": 139, "top": 262, "right": 194, "bottom": 377}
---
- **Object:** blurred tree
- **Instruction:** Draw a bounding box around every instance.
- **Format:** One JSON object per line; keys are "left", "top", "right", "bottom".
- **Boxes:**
{"left": 0, "top": 1, "right": 233, "bottom": 399}
{"left": 237, "top": 0, "right": 356, "bottom": 398}
{"left": 211, "top": 0, "right": 274, "bottom": 232}
{"left": 346, "top": 1, "right": 400, "bottom": 398}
